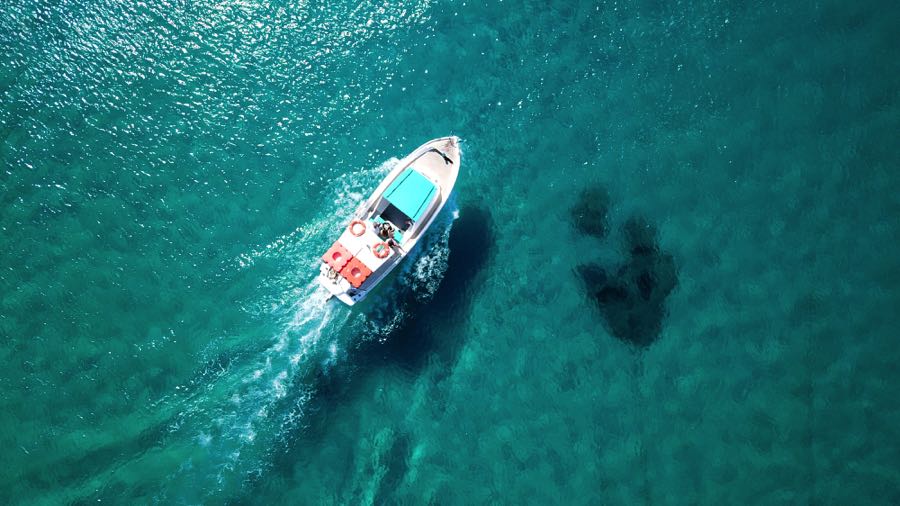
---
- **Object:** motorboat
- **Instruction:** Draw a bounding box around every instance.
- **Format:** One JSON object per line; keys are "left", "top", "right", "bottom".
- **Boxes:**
{"left": 318, "top": 136, "right": 461, "bottom": 305}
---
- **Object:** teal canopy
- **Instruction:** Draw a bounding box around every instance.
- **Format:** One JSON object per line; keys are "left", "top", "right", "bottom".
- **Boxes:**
{"left": 383, "top": 168, "right": 436, "bottom": 222}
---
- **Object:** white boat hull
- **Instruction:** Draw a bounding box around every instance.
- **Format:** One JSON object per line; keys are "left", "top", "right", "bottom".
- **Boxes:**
{"left": 317, "top": 136, "right": 461, "bottom": 306}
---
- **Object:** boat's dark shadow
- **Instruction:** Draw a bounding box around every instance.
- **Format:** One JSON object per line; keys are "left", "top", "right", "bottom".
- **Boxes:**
{"left": 239, "top": 205, "right": 494, "bottom": 501}
{"left": 358, "top": 205, "right": 494, "bottom": 372}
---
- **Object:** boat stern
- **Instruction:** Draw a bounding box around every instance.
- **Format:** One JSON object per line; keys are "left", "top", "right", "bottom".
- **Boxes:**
{"left": 318, "top": 263, "right": 367, "bottom": 305}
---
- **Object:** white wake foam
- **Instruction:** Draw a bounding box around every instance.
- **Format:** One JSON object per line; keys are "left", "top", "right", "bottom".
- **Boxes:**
{"left": 163, "top": 156, "right": 456, "bottom": 498}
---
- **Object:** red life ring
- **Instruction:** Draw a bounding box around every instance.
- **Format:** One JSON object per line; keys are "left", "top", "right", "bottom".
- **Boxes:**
{"left": 349, "top": 219, "right": 366, "bottom": 237}
{"left": 372, "top": 241, "right": 390, "bottom": 259}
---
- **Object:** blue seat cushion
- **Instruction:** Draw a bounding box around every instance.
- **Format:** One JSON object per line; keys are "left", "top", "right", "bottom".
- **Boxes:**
{"left": 383, "top": 168, "right": 437, "bottom": 222}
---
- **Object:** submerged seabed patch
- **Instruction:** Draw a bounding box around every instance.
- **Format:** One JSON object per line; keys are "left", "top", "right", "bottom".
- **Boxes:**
{"left": 573, "top": 188, "right": 678, "bottom": 348}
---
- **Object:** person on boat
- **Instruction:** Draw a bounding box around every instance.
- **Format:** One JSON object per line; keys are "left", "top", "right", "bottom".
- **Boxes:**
{"left": 377, "top": 221, "right": 394, "bottom": 239}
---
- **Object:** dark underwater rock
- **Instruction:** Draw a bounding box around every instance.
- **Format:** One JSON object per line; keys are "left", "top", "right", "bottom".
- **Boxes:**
{"left": 571, "top": 186, "right": 611, "bottom": 238}
{"left": 577, "top": 217, "right": 677, "bottom": 348}
{"left": 624, "top": 216, "right": 659, "bottom": 256}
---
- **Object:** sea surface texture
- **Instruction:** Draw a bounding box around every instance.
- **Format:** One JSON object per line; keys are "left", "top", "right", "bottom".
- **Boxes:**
{"left": 2, "top": 0, "right": 899, "bottom": 503}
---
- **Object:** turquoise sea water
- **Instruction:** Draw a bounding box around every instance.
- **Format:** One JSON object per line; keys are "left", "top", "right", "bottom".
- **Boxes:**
{"left": 2, "top": 0, "right": 899, "bottom": 503}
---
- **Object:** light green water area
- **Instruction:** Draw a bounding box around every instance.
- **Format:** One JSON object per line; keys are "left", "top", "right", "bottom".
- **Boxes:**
{"left": 2, "top": 0, "right": 899, "bottom": 503}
